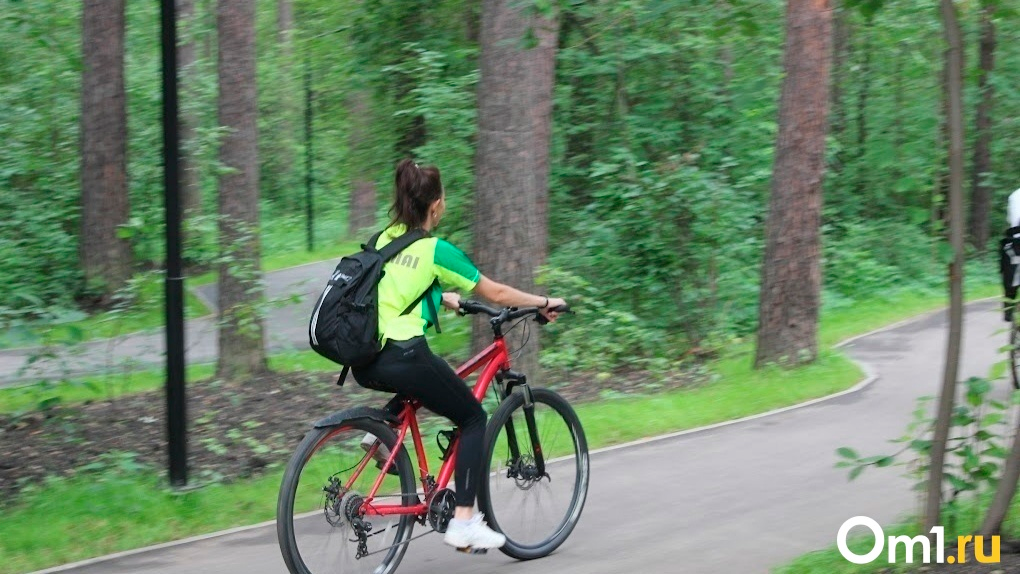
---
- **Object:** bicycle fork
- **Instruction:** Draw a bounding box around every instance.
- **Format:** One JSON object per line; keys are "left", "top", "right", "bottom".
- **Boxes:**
{"left": 497, "top": 370, "right": 548, "bottom": 480}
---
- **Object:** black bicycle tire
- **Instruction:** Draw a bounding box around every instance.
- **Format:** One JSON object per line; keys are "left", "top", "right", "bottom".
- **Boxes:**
{"left": 276, "top": 416, "right": 416, "bottom": 574}
{"left": 478, "top": 388, "right": 590, "bottom": 560}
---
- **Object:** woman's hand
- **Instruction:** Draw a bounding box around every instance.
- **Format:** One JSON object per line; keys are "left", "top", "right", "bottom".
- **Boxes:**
{"left": 441, "top": 291, "right": 462, "bottom": 311}
{"left": 539, "top": 297, "right": 567, "bottom": 322}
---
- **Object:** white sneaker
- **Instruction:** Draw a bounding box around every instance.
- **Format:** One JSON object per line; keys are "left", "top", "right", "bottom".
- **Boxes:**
{"left": 443, "top": 513, "right": 506, "bottom": 550}
{"left": 360, "top": 433, "right": 390, "bottom": 465}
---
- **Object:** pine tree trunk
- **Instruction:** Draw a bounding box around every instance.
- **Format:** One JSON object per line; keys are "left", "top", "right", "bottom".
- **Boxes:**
{"left": 216, "top": 0, "right": 267, "bottom": 380}
{"left": 830, "top": 1, "right": 849, "bottom": 177}
{"left": 393, "top": 11, "right": 426, "bottom": 158}
{"left": 853, "top": 19, "right": 872, "bottom": 203}
{"left": 81, "top": 0, "right": 131, "bottom": 305}
{"left": 925, "top": 0, "right": 966, "bottom": 536}
{"left": 969, "top": 1, "right": 995, "bottom": 250}
{"left": 277, "top": 0, "right": 293, "bottom": 46}
{"left": 178, "top": 0, "right": 202, "bottom": 220}
{"left": 346, "top": 90, "right": 377, "bottom": 239}
{"left": 561, "top": 12, "right": 598, "bottom": 205}
{"left": 754, "top": 0, "right": 831, "bottom": 368}
{"left": 473, "top": 0, "right": 558, "bottom": 377}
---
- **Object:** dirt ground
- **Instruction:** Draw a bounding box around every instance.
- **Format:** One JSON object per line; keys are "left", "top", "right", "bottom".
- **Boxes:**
{"left": 0, "top": 366, "right": 696, "bottom": 503}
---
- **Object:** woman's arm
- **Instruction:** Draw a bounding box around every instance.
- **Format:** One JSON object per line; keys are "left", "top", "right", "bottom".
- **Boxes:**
{"left": 471, "top": 275, "right": 566, "bottom": 320}
{"left": 442, "top": 276, "right": 567, "bottom": 320}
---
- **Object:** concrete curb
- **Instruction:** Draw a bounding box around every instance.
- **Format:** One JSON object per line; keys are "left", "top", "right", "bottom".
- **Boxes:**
{"left": 26, "top": 299, "right": 990, "bottom": 574}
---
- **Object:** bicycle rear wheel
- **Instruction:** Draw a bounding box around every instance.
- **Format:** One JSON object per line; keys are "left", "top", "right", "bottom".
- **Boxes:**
{"left": 277, "top": 416, "right": 416, "bottom": 574}
{"left": 479, "top": 388, "right": 589, "bottom": 560}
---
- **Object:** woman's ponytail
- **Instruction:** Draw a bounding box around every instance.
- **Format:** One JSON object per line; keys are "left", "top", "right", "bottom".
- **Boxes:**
{"left": 390, "top": 159, "right": 443, "bottom": 229}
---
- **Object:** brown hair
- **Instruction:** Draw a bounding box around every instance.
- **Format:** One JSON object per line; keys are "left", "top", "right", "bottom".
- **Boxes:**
{"left": 389, "top": 158, "right": 443, "bottom": 230}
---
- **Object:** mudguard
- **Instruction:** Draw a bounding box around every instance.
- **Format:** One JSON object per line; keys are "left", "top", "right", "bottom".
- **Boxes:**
{"left": 313, "top": 406, "right": 399, "bottom": 429}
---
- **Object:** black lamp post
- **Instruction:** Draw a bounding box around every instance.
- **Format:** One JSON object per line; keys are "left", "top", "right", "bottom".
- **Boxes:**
{"left": 160, "top": 0, "right": 187, "bottom": 487}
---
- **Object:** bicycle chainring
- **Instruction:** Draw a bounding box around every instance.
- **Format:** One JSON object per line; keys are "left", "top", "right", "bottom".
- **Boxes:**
{"left": 426, "top": 488, "right": 457, "bottom": 533}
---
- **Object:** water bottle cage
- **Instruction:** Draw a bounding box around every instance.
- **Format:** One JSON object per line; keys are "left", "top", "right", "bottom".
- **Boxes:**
{"left": 436, "top": 429, "right": 458, "bottom": 461}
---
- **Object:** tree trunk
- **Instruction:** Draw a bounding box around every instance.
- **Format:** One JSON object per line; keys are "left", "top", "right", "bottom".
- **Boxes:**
{"left": 277, "top": 0, "right": 293, "bottom": 46}
{"left": 892, "top": 44, "right": 905, "bottom": 188}
{"left": 393, "top": 10, "right": 427, "bottom": 158}
{"left": 178, "top": 0, "right": 202, "bottom": 220}
{"left": 754, "top": 0, "right": 831, "bottom": 369}
{"left": 216, "top": 0, "right": 267, "bottom": 380}
{"left": 830, "top": 2, "right": 849, "bottom": 140}
{"left": 472, "top": 0, "right": 558, "bottom": 377}
{"left": 346, "top": 92, "right": 377, "bottom": 239}
{"left": 925, "top": 0, "right": 966, "bottom": 537}
{"left": 270, "top": 0, "right": 298, "bottom": 212}
{"left": 81, "top": 0, "right": 131, "bottom": 305}
{"left": 854, "top": 19, "right": 872, "bottom": 203}
{"left": 969, "top": 1, "right": 995, "bottom": 250}
{"left": 561, "top": 12, "right": 599, "bottom": 205}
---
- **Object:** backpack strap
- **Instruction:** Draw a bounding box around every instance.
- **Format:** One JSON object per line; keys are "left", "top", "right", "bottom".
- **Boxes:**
{"left": 365, "top": 229, "right": 385, "bottom": 251}
{"left": 402, "top": 278, "right": 442, "bottom": 334}
{"left": 374, "top": 228, "right": 427, "bottom": 262}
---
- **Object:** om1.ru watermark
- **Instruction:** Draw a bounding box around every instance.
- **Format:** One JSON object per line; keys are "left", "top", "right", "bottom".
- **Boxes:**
{"left": 837, "top": 516, "right": 1000, "bottom": 565}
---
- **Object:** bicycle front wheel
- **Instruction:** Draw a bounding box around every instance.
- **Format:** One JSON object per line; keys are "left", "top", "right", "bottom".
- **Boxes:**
{"left": 479, "top": 388, "right": 590, "bottom": 560}
{"left": 277, "top": 416, "right": 416, "bottom": 574}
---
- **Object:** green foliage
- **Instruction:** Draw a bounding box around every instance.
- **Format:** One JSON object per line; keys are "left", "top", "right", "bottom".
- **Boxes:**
{"left": 837, "top": 377, "right": 1014, "bottom": 519}
{"left": 540, "top": 267, "right": 678, "bottom": 372}
{"left": 3, "top": 0, "right": 1019, "bottom": 366}
{"left": 384, "top": 44, "right": 479, "bottom": 242}
{"left": 823, "top": 220, "right": 942, "bottom": 298}
{"left": 550, "top": 153, "right": 761, "bottom": 350}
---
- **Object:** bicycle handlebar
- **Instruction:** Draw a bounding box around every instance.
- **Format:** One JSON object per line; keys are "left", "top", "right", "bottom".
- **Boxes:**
{"left": 458, "top": 299, "right": 572, "bottom": 326}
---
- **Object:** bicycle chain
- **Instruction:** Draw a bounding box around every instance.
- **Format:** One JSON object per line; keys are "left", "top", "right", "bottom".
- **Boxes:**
{"left": 355, "top": 528, "right": 437, "bottom": 558}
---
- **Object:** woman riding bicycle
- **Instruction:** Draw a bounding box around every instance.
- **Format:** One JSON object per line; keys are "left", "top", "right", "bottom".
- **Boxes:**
{"left": 352, "top": 158, "right": 567, "bottom": 551}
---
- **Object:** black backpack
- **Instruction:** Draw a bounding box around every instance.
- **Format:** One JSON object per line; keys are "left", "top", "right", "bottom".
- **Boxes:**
{"left": 309, "top": 229, "right": 440, "bottom": 383}
{"left": 1001, "top": 225, "right": 1020, "bottom": 321}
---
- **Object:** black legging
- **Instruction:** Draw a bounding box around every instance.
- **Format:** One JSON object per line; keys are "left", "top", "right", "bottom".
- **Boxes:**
{"left": 353, "top": 337, "right": 486, "bottom": 507}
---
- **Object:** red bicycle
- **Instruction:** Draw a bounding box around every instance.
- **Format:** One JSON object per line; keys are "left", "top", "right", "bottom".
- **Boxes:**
{"left": 276, "top": 301, "right": 589, "bottom": 574}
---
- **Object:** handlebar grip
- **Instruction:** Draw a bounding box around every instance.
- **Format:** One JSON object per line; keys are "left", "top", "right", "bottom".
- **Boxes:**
{"left": 458, "top": 299, "right": 499, "bottom": 317}
{"left": 535, "top": 304, "right": 572, "bottom": 325}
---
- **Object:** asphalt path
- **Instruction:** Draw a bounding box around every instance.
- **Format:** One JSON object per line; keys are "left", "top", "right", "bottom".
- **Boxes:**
{"left": 32, "top": 300, "right": 1013, "bottom": 574}
{"left": 0, "top": 261, "right": 338, "bottom": 385}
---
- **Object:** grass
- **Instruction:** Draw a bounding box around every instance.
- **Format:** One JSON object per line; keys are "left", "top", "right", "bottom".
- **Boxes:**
{"left": 0, "top": 350, "right": 862, "bottom": 574}
{"left": 0, "top": 230, "right": 362, "bottom": 349}
{"left": 0, "top": 270, "right": 1008, "bottom": 568}
{"left": 819, "top": 282, "right": 1001, "bottom": 349}
{"left": 0, "top": 281, "right": 1003, "bottom": 572}
{"left": 0, "top": 276, "right": 210, "bottom": 350}
{"left": 774, "top": 494, "right": 1020, "bottom": 573}
{"left": 0, "top": 319, "right": 471, "bottom": 415}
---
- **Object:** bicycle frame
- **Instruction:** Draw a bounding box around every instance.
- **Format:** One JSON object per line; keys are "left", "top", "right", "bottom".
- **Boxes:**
{"left": 353, "top": 336, "right": 512, "bottom": 518}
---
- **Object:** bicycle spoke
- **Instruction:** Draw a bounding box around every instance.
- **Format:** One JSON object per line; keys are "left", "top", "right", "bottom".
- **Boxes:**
{"left": 481, "top": 389, "right": 589, "bottom": 559}
{"left": 278, "top": 419, "right": 416, "bottom": 574}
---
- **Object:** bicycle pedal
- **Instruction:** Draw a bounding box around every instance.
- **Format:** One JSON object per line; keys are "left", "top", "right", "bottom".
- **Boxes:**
{"left": 455, "top": 547, "right": 488, "bottom": 555}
